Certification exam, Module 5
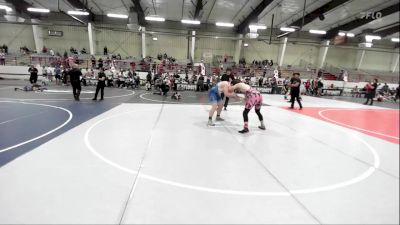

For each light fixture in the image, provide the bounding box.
[107,13,128,19]
[27,7,50,13]
[244,43,249,47]
[346,33,355,37]
[338,32,346,36]
[216,22,234,27]
[181,19,200,25]
[280,27,295,32]
[249,24,267,30]
[365,35,381,42]
[391,37,400,42]
[67,10,89,15]
[145,16,165,22]
[153,37,158,41]
[309,29,326,34]
[0,5,12,12]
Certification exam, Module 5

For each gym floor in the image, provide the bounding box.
[0,80,399,224]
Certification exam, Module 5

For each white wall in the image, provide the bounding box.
[147,35,187,60]
[96,28,141,57]
[283,44,319,66]
[42,25,89,54]
[325,47,358,69]
[242,40,279,62]
[195,37,235,61]
[362,50,394,71]
[0,23,35,53]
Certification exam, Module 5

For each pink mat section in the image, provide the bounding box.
[285,107,400,144]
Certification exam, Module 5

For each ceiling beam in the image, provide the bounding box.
[66,0,95,21]
[193,0,203,19]
[4,0,40,19]
[324,2,400,40]
[373,24,400,37]
[289,0,350,28]
[237,0,274,34]
[131,0,147,26]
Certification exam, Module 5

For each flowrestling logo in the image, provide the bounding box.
[360,11,382,19]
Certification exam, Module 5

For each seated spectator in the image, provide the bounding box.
[145,81,151,91]
[81,48,87,54]
[171,92,181,100]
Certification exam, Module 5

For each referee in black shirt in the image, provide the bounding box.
[69,64,82,101]
[220,68,235,110]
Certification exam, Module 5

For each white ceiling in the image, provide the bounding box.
[1,0,399,38]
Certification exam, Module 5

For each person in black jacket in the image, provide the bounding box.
[289,73,303,109]
[93,68,106,101]
[69,64,82,101]
[220,68,235,110]
[28,65,38,84]
[364,79,378,105]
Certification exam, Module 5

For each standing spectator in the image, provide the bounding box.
[317,78,324,97]
[49,49,54,56]
[28,65,38,84]
[381,83,389,94]
[69,64,82,101]
[395,85,399,102]
[2,44,8,54]
[98,58,103,68]
[54,65,61,85]
[93,68,106,101]
[271,76,277,94]
[146,71,152,84]
[364,79,378,105]
[258,76,264,87]
[134,74,140,89]
[305,80,311,95]
[220,68,235,110]
[0,50,5,65]
[104,46,108,55]
[91,55,96,68]
[289,73,303,109]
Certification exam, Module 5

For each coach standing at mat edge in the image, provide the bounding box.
[220,68,235,110]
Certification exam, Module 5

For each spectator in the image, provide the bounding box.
[2,44,8,54]
[289,73,303,109]
[104,46,108,55]
[93,67,106,101]
[81,48,87,54]
[305,80,311,95]
[0,50,5,65]
[42,46,48,53]
[220,68,235,110]
[49,49,54,56]
[54,65,61,85]
[146,71,152,84]
[317,78,324,97]
[91,55,96,68]
[352,86,361,98]
[98,58,103,68]
[145,81,151,91]
[364,79,378,105]
[69,65,82,101]
[197,75,204,92]
[28,65,38,84]
[134,74,140,88]
[395,85,400,102]
[381,83,389,94]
